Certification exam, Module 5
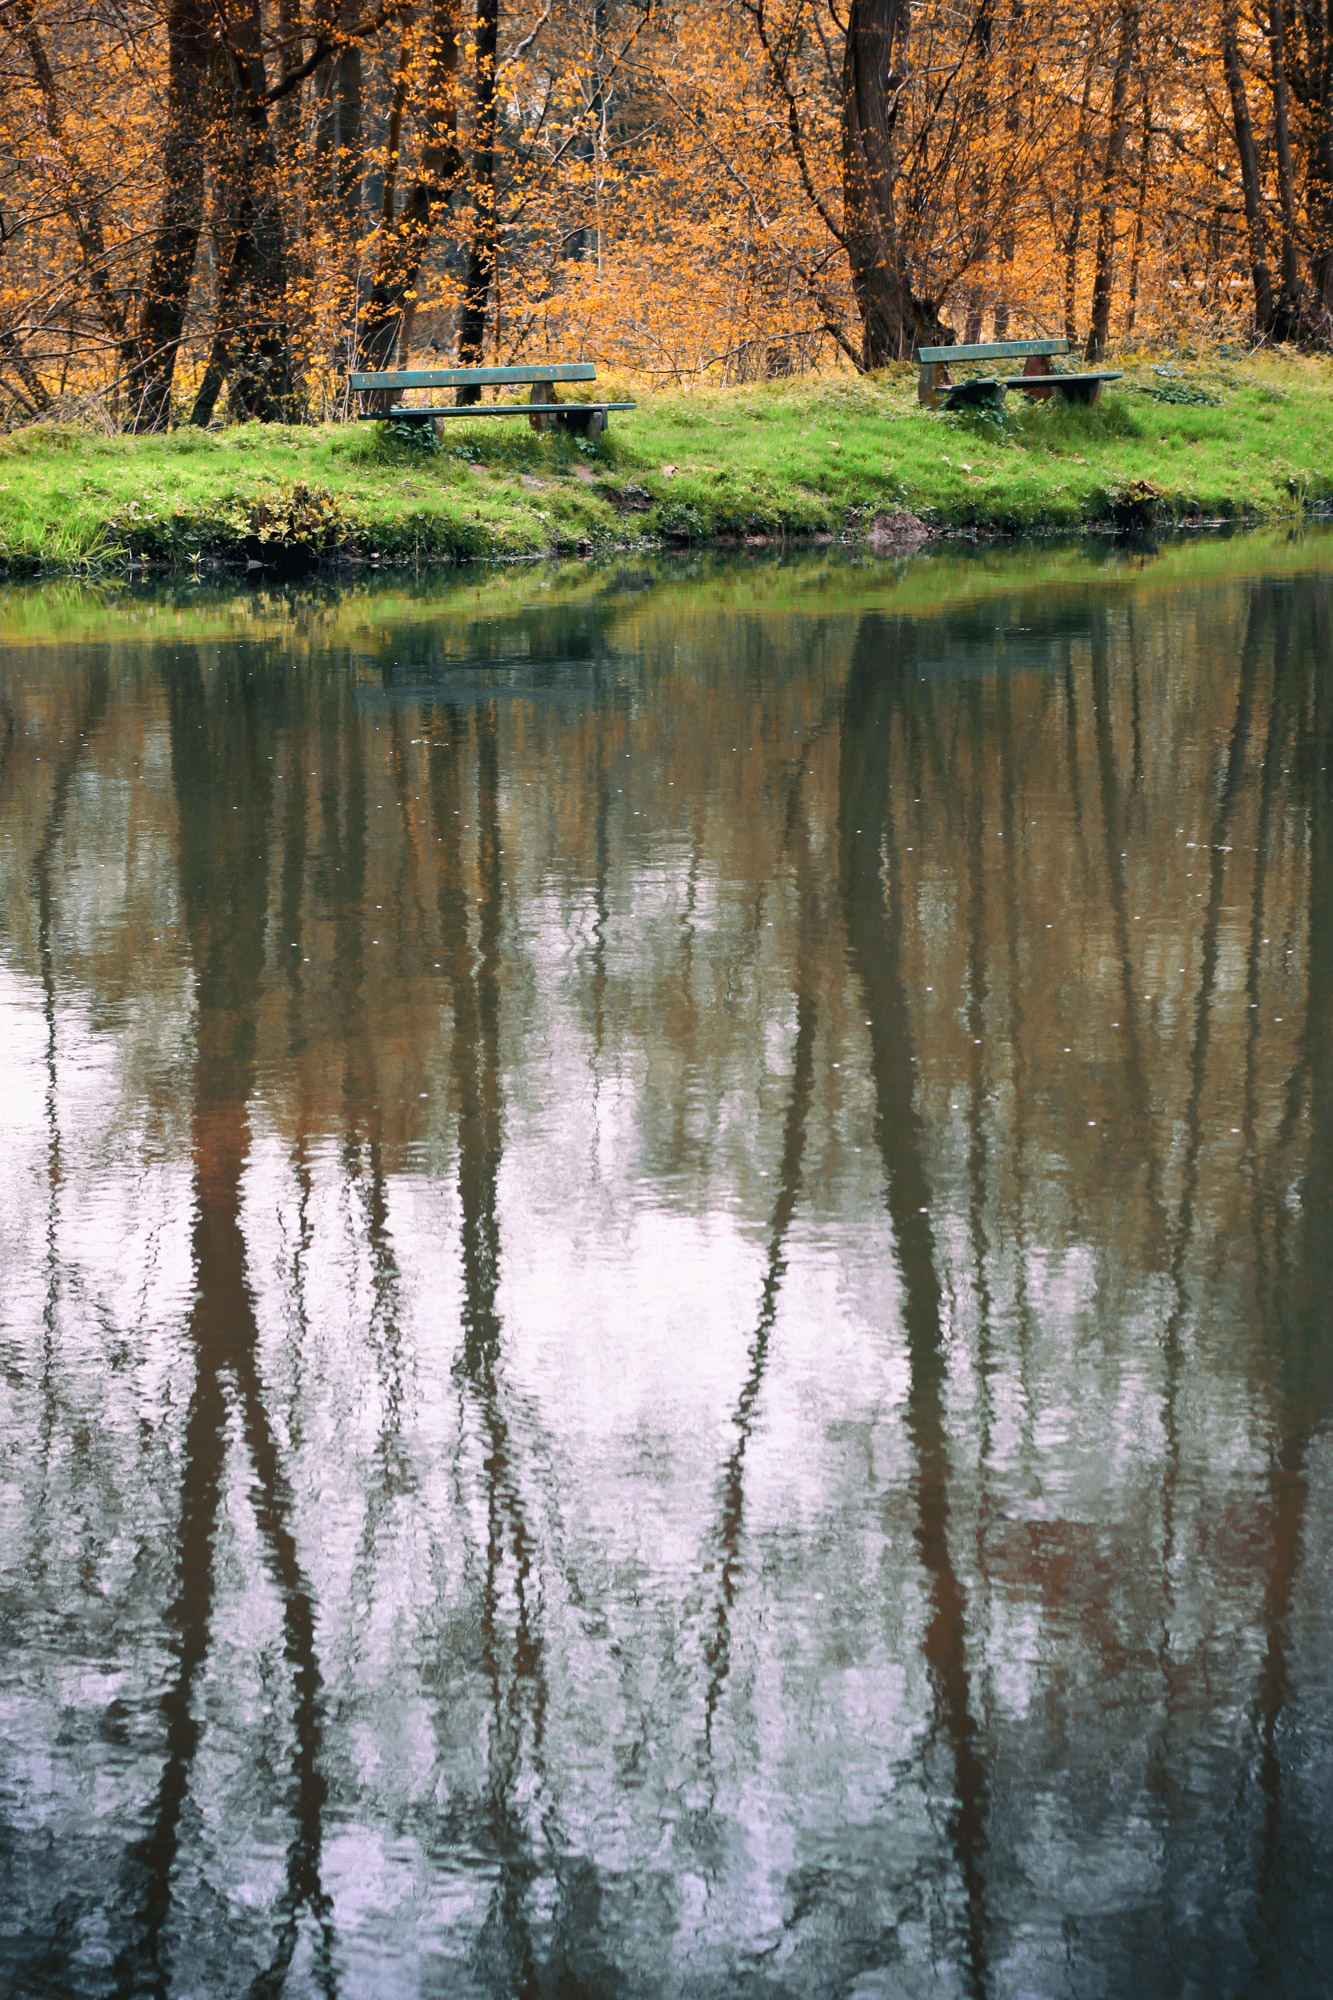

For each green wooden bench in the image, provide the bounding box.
[349,362,635,439]
[916,339,1121,412]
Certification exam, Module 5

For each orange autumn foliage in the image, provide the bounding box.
[0,0,1329,427]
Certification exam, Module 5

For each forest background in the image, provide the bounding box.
[1,0,1331,434]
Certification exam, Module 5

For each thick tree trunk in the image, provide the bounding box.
[128,0,212,430]
[841,0,949,362]
[1085,0,1139,361]
[190,0,297,425]
[355,0,463,377]
[455,0,500,395]
[1222,0,1276,335]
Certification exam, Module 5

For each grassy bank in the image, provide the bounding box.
[1,349,1330,574]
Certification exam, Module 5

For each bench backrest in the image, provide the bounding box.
[348,363,597,390]
[915,339,1069,364]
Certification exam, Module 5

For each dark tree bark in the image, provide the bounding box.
[1062,52,1097,345]
[1266,0,1302,334]
[1085,0,1139,361]
[355,0,463,376]
[455,0,500,395]
[1303,89,1333,327]
[840,0,949,362]
[841,0,949,363]
[962,0,996,337]
[1222,0,1276,335]
[992,0,1026,337]
[570,0,607,262]
[1123,72,1152,335]
[190,0,297,425]
[336,8,364,249]
[128,0,212,430]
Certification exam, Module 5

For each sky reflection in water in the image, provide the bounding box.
[1,540,1332,1998]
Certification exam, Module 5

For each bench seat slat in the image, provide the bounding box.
[1000,370,1122,386]
[349,364,597,389]
[917,339,1069,363]
[357,401,637,420]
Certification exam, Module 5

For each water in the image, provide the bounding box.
[2,536,1332,1998]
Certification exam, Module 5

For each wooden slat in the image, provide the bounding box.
[917,339,1069,362]
[999,371,1122,385]
[348,363,597,389]
[356,402,637,420]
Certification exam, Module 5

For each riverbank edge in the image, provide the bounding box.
[2,354,1330,577]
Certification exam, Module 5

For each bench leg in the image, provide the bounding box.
[557,408,605,440]
[1056,379,1102,407]
[918,361,952,410]
[529,381,557,432]
[1020,355,1055,401]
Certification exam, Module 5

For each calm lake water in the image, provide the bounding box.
[2,536,1333,1998]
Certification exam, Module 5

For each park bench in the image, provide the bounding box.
[349,362,635,438]
[917,338,1121,412]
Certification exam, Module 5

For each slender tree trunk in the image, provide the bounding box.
[455,0,500,393]
[992,0,1026,337]
[1123,74,1152,335]
[1306,88,1333,327]
[356,0,463,376]
[1222,0,1276,334]
[128,0,212,430]
[1085,0,1139,361]
[1267,0,1302,333]
[841,0,949,363]
[336,6,364,260]
[1062,52,1098,344]
[570,0,607,262]
[964,0,996,330]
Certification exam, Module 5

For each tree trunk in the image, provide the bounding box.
[1062,53,1097,345]
[1123,75,1152,335]
[1279,0,1333,332]
[189,0,297,425]
[128,0,212,430]
[1085,0,1139,361]
[355,0,463,376]
[455,0,500,395]
[1221,0,1275,335]
[1267,0,1302,335]
[336,13,364,254]
[841,0,949,362]
[992,0,1026,338]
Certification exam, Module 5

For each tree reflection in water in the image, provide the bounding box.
[1,547,1332,1997]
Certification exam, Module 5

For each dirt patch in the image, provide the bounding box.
[867,510,930,552]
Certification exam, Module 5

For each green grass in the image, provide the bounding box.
[1,348,1330,574]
